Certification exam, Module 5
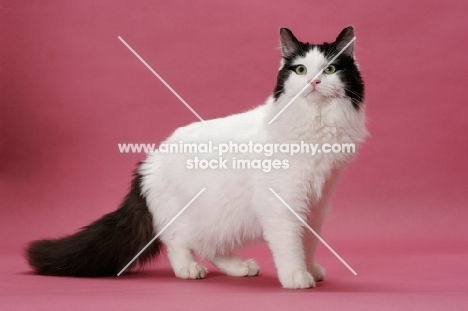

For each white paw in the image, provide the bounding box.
[245,259,260,276]
[308,263,326,281]
[280,270,315,289]
[224,259,260,277]
[175,262,208,279]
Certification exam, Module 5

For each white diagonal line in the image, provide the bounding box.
[268,188,357,275]
[118,36,207,124]
[268,37,356,124]
[117,188,206,276]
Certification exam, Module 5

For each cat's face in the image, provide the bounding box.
[273,27,364,109]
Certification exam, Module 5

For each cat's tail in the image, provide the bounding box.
[25,170,161,277]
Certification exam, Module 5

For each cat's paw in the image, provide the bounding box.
[308,263,326,282]
[223,259,260,277]
[175,262,208,279]
[280,270,315,289]
[244,259,260,276]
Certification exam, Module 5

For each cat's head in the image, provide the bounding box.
[273,27,364,109]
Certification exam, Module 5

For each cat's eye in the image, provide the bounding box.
[324,65,336,74]
[294,65,307,75]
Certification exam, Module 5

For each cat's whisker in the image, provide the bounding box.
[343,86,363,97]
[344,88,364,101]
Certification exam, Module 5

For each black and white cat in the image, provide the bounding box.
[27,27,367,289]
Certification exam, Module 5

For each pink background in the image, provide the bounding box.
[1,0,467,310]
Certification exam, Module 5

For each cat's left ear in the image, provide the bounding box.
[280,28,301,59]
[335,26,355,57]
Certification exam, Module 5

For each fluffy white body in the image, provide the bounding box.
[139,29,367,289]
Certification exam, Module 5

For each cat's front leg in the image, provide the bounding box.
[304,208,326,282]
[304,168,343,281]
[262,211,315,289]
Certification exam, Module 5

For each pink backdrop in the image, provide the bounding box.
[1,0,467,310]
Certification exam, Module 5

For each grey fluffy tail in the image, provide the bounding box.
[26,171,161,277]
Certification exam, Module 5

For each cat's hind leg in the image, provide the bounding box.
[210,255,259,277]
[166,243,208,279]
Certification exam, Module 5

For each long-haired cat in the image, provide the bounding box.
[27,27,366,289]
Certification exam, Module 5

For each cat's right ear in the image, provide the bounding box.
[280,28,300,59]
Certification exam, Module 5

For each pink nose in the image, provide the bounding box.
[311,79,321,87]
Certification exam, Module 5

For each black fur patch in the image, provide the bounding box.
[273,32,364,109]
[26,167,161,277]
[319,42,364,109]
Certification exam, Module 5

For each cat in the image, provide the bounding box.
[26,26,367,289]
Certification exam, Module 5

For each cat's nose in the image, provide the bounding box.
[311,79,321,87]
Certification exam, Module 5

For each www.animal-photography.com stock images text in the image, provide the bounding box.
[2,1,467,310]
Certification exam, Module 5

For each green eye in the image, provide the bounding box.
[294,65,307,75]
[324,64,336,74]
